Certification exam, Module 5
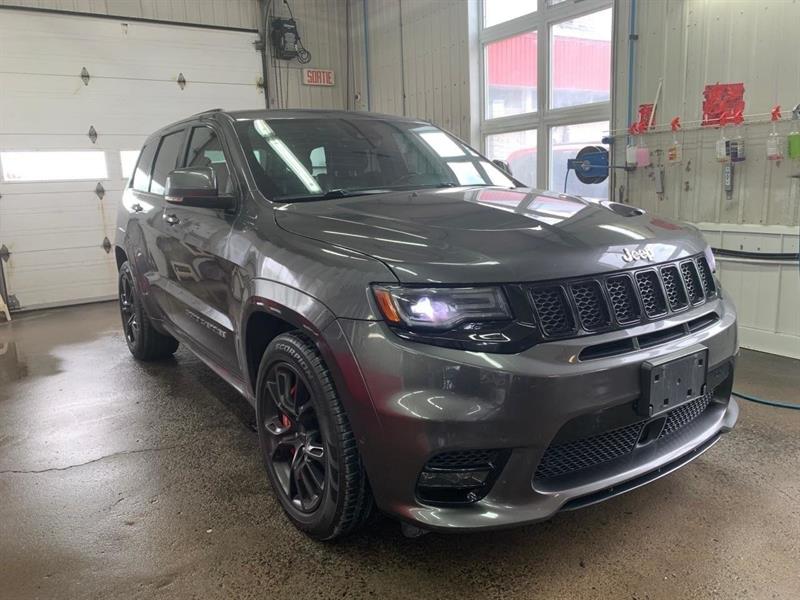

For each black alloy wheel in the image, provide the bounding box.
[262,362,327,513]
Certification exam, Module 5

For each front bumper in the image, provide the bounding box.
[331,295,738,532]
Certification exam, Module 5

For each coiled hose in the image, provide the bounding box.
[733,391,800,410]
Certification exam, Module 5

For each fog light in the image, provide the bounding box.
[418,469,490,489]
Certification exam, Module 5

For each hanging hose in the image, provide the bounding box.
[732,391,800,410]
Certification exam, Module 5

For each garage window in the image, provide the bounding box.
[480,1,612,195]
[0,150,107,182]
[149,131,185,195]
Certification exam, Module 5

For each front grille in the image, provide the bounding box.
[570,281,611,331]
[661,392,713,437]
[425,449,500,470]
[661,265,689,311]
[535,389,716,481]
[526,254,716,340]
[635,270,668,317]
[529,286,574,336]
[681,261,704,304]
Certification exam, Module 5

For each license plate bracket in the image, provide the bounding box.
[638,347,708,418]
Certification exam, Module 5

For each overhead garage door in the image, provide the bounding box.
[0,9,263,311]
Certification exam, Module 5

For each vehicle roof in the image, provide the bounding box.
[222,108,429,123]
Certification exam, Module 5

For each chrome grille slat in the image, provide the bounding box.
[526,253,716,340]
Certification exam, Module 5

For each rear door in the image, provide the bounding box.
[156,122,242,375]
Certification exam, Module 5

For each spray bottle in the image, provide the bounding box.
[766,105,784,161]
[788,104,800,160]
[715,112,730,163]
[729,109,746,163]
[667,117,682,165]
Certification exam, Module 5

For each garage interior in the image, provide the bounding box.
[0,1,798,598]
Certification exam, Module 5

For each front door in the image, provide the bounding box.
[156,124,242,377]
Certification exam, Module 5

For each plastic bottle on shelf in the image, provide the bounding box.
[667,117,682,165]
[766,105,784,161]
[635,123,651,167]
[788,104,800,160]
[626,124,639,168]
[715,112,730,163]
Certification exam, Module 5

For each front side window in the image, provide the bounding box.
[149,131,184,195]
[234,118,516,202]
[185,126,233,195]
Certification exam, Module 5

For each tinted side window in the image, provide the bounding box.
[149,131,184,195]
[131,142,156,192]
[185,126,233,195]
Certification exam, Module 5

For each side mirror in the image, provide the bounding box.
[491,159,511,174]
[165,167,235,209]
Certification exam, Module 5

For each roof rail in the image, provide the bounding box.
[189,108,224,117]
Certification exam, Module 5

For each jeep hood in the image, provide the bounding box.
[274,187,707,284]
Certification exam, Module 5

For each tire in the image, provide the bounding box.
[255,331,373,540]
[118,261,179,361]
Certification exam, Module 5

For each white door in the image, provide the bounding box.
[0,9,263,310]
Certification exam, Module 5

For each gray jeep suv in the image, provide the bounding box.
[115,109,738,540]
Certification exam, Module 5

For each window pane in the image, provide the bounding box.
[485,31,537,119]
[551,8,612,109]
[149,131,185,195]
[120,150,139,179]
[186,127,233,195]
[484,0,535,27]
[486,129,537,187]
[1,151,107,182]
[132,143,156,192]
[550,121,609,199]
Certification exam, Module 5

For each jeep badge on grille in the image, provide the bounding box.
[621,247,655,263]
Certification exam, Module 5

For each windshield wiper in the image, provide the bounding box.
[279,188,389,202]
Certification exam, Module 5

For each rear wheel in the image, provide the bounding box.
[255,332,373,540]
[118,261,178,361]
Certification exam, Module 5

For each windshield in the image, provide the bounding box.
[233,117,517,201]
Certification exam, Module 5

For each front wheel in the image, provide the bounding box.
[255,332,373,540]
[118,261,178,361]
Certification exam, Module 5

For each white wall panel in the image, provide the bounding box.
[612,0,800,228]
[0,0,260,29]
[613,0,800,358]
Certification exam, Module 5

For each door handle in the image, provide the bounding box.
[131,202,143,213]
[163,213,180,226]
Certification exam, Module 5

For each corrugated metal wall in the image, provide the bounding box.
[612,0,800,227]
[0,0,260,29]
[613,0,800,358]
[353,0,473,141]
[264,0,349,110]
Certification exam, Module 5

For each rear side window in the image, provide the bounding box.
[149,131,185,195]
[131,143,156,192]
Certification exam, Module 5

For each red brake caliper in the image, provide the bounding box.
[283,385,296,453]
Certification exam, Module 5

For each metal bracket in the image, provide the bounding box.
[177,73,186,90]
[81,67,90,86]
[102,237,112,254]
[95,182,105,200]
[88,125,98,144]
[0,244,9,262]
[7,294,20,311]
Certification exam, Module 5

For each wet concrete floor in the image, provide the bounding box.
[1,301,798,599]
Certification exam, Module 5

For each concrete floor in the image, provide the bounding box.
[1,301,798,600]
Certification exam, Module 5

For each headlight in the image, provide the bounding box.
[372,285,512,330]
[704,245,717,272]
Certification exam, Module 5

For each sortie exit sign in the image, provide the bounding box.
[302,68,335,86]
